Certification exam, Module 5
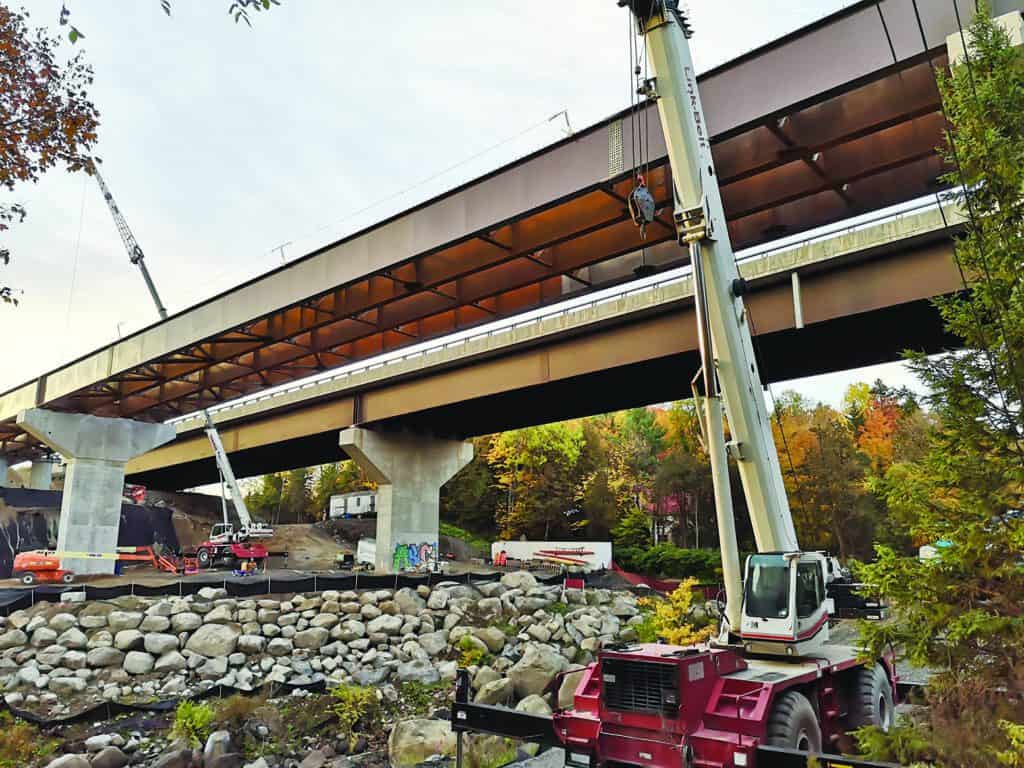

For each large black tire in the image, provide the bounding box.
[196,547,213,569]
[61,572,74,584]
[767,690,822,753]
[848,663,894,732]
[18,572,35,586]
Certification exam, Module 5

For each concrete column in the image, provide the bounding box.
[340,428,473,573]
[28,457,55,490]
[0,456,8,488]
[16,409,175,575]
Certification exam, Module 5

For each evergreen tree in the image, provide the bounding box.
[857,8,1024,764]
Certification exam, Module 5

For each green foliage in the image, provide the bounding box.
[390,680,448,717]
[330,684,380,744]
[489,423,585,539]
[0,711,58,768]
[172,699,216,747]
[854,724,935,765]
[611,507,653,549]
[439,522,490,555]
[457,635,490,668]
[637,579,714,646]
[854,7,1024,765]
[633,610,658,643]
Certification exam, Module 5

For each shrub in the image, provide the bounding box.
[641,578,715,646]
[457,634,491,668]
[439,522,490,555]
[330,684,380,737]
[0,711,58,768]
[213,693,267,731]
[171,699,216,747]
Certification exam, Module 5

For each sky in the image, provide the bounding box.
[1,0,926,413]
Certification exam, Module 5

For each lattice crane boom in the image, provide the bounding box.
[91,164,169,321]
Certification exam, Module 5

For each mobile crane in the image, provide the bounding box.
[94,163,273,569]
[453,3,895,766]
[194,409,275,569]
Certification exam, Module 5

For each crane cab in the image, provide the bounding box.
[740,552,830,656]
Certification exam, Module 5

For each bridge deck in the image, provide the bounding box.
[0,0,979,460]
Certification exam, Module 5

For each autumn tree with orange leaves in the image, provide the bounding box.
[0,4,99,306]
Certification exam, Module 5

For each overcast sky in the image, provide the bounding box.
[1,0,924,409]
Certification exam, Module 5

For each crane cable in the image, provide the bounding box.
[62,174,88,354]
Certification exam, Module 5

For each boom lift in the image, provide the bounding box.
[453,3,895,765]
[194,410,275,569]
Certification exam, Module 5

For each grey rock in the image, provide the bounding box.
[49,613,78,632]
[509,645,568,698]
[204,730,234,766]
[86,647,125,668]
[89,747,128,768]
[396,658,439,685]
[367,614,403,635]
[171,612,202,633]
[417,630,448,656]
[123,651,155,675]
[50,676,87,694]
[154,650,187,672]
[294,628,329,650]
[43,756,91,768]
[56,628,87,650]
[140,615,171,633]
[500,571,538,590]
[114,630,144,651]
[144,633,179,656]
[0,629,26,650]
[185,623,240,657]
[394,588,426,615]
[106,612,143,633]
[474,677,514,705]
[388,719,456,768]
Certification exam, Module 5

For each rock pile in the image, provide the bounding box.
[9,572,643,768]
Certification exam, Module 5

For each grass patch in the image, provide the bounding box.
[0,712,58,768]
[439,522,490,554]
[544,601,572,616]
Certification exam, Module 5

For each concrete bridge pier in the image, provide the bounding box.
[16,408,175,575]
[339,427,473,573]
[29,457,56,490]
[0,456,7,488]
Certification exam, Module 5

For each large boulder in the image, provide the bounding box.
[394,588,426,615]
[473,627,507,653]
[87,647,125,668]
[107,612,143,633]
[367,614,404,636]
[294,628,329,650]
[396,658,440,685]
[44,756,91,768]
[509,645,568,698]
[516,695,553,757]
[500,571,538,591]
[124,651,155,675]
[144,633,179,656]
[0,629,26,650]
[388,719,457,768]
[558,668,587,709]
[171,613,203,633]
[417,630,448,657]
[185,624,240,657]
[474,677,514,705]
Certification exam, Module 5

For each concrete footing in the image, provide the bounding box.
[340,428,472,573]
[16,409,175,575]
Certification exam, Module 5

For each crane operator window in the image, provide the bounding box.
[744,554,790,619]
[796,561,825,618]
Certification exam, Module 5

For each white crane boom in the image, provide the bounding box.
[203,410,273,542]
[622,0,829,653]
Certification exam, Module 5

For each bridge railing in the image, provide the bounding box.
[168,196,955,427]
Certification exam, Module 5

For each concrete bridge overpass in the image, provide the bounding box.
[0,0,987,464]
[125,203,965,490]
[3,0,1008,572]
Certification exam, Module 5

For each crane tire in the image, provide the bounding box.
[848,663,894,732]
[19,572,36,586]
[197,548,213,568]
[767,690,822,753]
[61,573,75,584]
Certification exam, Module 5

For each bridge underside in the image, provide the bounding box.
[128,294,954,491]
[0,0,978,462]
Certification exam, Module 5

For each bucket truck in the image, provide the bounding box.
[194,410,275,569]
[452,3,895,766]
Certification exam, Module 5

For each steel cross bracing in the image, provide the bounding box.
[0,13,953,460]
